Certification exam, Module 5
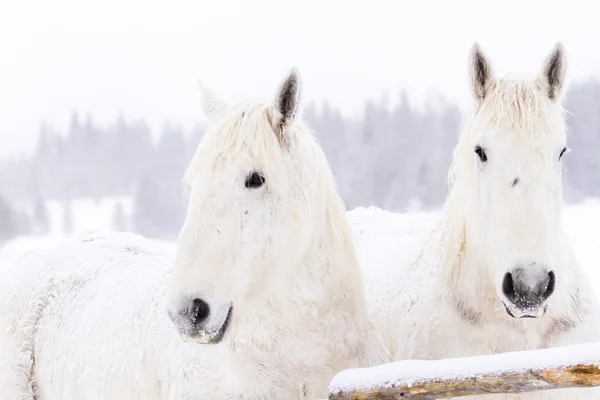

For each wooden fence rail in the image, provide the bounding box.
[328,343,600,399]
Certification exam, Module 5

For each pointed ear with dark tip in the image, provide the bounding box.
[272,68,302,133]
[469,43,494,102]
[538,42,567,102]
[198,81,226,119]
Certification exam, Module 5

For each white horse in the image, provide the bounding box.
[0,69,389,400]
[351,43,600,399]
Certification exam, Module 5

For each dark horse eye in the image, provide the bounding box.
[245,172,265,189]
[474,145,487,162]
[559,147,567,160]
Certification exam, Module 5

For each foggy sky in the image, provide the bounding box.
[1,0,599,159]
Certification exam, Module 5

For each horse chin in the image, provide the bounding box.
[183,306,233,344]
[503,302,548,319]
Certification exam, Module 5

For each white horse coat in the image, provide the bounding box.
[352,44,600,399]
[0,70,389,400]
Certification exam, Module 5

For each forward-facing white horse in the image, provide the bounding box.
[351,43,600,399]
[0,69,389,399]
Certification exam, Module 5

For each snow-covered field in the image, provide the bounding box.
[562,198,600,302]
[1,196,136,266]
[44,196,134,236]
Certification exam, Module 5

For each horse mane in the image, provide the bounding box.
[439,74,568,284]
[183,101,285,190]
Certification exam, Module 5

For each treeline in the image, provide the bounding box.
[0,80,599,241]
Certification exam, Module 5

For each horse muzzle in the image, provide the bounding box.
[501,265,555,319]
[169,299,233,344]
[503,301,548,319]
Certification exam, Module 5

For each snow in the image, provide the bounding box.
[1,196,135,266]
[45,197,134,236]
[0,236,66,266]
[12,196,133,237]
[562,198,600,303]
[0,195,169,268]
[329,342,600,393]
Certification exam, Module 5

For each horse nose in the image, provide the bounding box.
[168,296,213,337]
[502,268,555,314]
[543,271,556,299]
[190,298,211,326]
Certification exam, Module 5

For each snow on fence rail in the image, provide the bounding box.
[327,342,600,399]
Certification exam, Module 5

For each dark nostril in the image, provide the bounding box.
[191,298,210,325]
[543,271,556,300]
[502,272,515,300]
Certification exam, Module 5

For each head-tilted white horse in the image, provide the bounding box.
[351,43,600,399]
[165,68,389,392]
[0,69,388,400]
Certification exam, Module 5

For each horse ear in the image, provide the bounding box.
[538,42,567,102]
[469,42,494,102]
[272,68,302,133]
[198,81,226,119]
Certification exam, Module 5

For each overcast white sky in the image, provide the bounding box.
[1,0,599,159]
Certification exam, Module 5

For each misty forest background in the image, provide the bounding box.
[1,79,599,244]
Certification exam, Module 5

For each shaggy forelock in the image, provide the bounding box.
[448,75,566,188]
[478,77,565,133]
[183,101,286,189]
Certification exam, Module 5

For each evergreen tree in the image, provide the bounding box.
[0,196,25,243]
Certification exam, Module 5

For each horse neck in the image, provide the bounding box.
[231,196,382,369]
[277,201,369,321]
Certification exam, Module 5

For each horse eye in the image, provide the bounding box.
[474,146,488,162]
[245,172,265,189]
[559,147,568,160]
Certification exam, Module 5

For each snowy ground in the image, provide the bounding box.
[44,196,134,235]
[1,196,138,266]
[562,198,600,302]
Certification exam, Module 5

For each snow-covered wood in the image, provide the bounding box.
[329,342,600,399]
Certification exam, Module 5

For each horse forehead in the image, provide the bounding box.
[475,80,564,139]
[201,114,279,163]
[476,116,564,149]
